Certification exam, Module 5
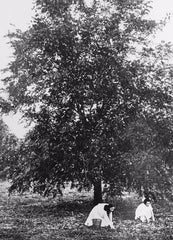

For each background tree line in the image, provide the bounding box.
[0,0,173,204]
[0,119,18,179]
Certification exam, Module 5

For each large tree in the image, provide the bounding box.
[1,0,173,203]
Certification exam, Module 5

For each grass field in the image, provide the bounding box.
[0,181,173,239]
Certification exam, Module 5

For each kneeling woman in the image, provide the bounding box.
[85,203,115,229]
[135,198,155,223]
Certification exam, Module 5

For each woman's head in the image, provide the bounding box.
[109,204,115,212]
[104,204,115,214]
[143,198,151,206]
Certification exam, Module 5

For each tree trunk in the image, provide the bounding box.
[93,178,102,205]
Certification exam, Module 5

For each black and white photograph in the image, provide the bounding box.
[0,0,173,239]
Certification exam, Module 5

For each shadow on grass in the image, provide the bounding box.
[0,182,173,240]
[12,198,93,219]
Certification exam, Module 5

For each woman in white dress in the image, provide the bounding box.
[135,198,155,223]
[85,203,115,229]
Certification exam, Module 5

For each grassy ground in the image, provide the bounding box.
[0,181,172,239]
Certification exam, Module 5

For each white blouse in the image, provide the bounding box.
[85,203,114,228]
[135,203,155,221]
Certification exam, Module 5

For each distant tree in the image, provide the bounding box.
[121,116,173,200]
[1,0,173,203]
[0,118,18,179]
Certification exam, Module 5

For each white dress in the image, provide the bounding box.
[135,203,155,222]
[85,203,114,228]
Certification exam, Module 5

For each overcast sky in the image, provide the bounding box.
[0,0,34,138]
[0,0,173,138]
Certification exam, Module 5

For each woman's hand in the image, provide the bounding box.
[110,225,115,229]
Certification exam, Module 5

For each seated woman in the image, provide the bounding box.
[135,198,155,223]
[85,203,115,229]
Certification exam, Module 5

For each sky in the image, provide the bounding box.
[0,0,173,138]
[0,0,34,138]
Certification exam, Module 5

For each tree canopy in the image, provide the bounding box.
[1,0,173,203]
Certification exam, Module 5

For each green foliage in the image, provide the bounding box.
[1,0,173,200]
